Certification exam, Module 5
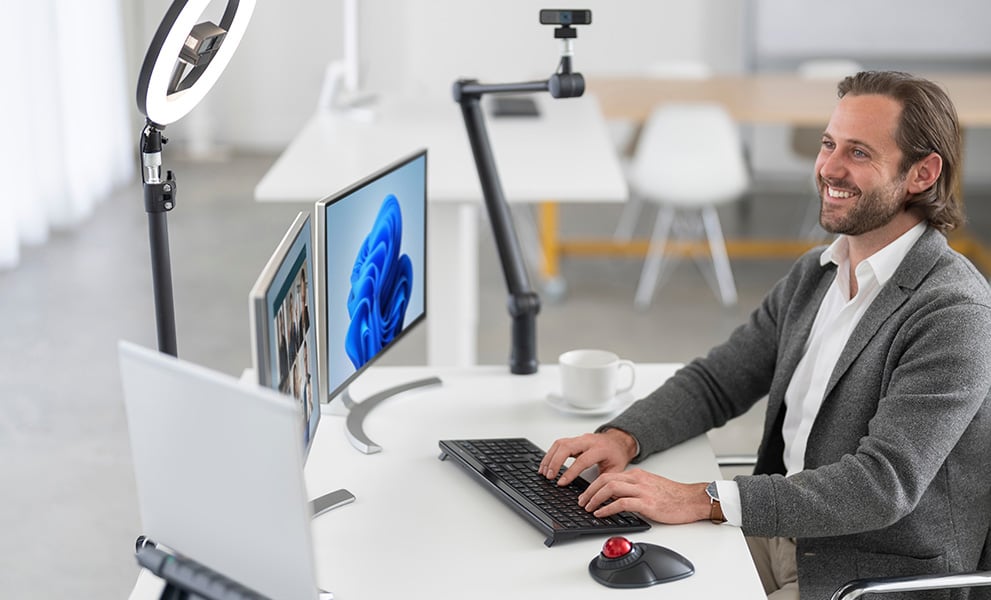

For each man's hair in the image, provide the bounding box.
[837,70,964,232]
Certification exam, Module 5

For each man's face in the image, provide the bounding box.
[814,94,910,236]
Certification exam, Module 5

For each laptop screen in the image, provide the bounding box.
[118,341,319,599]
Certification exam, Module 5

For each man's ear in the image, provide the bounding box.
[906,152,942,194]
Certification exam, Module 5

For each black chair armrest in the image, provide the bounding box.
[715,454,758,468]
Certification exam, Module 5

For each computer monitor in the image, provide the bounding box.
[316,150,438,449]
[248,211,320,453]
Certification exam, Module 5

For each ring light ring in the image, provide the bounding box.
[137,0,255,126]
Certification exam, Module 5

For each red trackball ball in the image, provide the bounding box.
[602,536,633,559]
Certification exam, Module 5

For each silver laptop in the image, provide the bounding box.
[119,340,320,599]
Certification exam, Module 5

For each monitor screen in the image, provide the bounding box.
[317,149,427,409]
[248,212,320,453]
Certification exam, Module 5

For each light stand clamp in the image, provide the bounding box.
[452,9,590,375]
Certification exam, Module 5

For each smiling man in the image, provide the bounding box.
[541,71,991,600]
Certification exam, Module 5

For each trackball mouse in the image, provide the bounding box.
[588,536,694,588]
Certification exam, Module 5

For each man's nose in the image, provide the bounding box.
[817,150,845,182]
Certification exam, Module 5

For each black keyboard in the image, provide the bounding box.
[438,438,651,546]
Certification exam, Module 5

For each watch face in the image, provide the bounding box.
[706,481,719,501]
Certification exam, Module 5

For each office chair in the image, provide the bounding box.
[714,454,991,600]
[831,570,991,600]
[607,60,713,158]
[611,60,713,232]
[626,102,749,308]
[834,527,991,599]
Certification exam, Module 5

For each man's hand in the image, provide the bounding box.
[578,470,711,524]
[539,429,639,486]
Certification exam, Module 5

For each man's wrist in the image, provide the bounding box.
[600,427,639,462]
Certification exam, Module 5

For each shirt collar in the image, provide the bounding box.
[819,221,928,287]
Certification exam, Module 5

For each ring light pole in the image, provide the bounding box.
[453,9,591,375]
[135,0,255,357]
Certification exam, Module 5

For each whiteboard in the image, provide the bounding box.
[753,0,991,60]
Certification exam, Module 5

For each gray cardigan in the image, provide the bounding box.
[605,227,991,599]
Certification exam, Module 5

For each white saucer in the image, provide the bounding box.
[545,391,635,417]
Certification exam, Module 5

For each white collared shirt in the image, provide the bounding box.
[715,221,927,526]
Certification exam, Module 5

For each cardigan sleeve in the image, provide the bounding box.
[738,275,991,539]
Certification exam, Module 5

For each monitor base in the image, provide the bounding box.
[339,377,443,454]
[310,488,356,518]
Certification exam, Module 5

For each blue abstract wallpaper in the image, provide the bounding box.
[345,195,413,368]
[323,154,426,392]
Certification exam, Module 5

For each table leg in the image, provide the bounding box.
[427,203,478,367]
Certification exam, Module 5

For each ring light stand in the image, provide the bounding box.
[453,10,590,374]
[135,0,255,357]
[134,2,258,599]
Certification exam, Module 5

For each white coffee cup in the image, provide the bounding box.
[558,349,636,409]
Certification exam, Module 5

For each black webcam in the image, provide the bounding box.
[539,9,592,26]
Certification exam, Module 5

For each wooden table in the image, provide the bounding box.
[586,73,991,126]
[536,73,991,277]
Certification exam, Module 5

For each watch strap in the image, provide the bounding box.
[706,481,726,524]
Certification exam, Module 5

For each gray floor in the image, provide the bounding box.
[1,152,986,597]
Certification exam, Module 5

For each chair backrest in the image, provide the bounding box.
[607,60,713,157]
[629,102,749,206]
[797,58,863,79]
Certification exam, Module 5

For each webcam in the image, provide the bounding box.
[539,9,592,26]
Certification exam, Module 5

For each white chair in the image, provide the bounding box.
[628,103,750,309]
[612,61,714,239]
[606,60,713,160]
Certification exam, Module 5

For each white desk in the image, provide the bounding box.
[255,95,628,367]
[130,363,764,599]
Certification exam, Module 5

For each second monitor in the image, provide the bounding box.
[316,150,436,438]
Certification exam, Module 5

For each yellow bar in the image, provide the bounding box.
[538,202,560,278]
[536,232,989,275]
[556,238,822,259]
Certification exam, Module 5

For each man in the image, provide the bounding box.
[540,71,991,599]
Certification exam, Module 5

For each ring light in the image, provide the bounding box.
[136,0,255,125]
[135,0,254,358]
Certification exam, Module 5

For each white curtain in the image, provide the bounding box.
[0,0,134,270]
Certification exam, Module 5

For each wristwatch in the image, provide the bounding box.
[705,481,726,524]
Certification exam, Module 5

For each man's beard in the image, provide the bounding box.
[818,175,908,236]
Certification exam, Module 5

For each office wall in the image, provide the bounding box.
[130,1,742,151]
[752,0,991,67]
[359,0,740,99]
[127,2,989,185]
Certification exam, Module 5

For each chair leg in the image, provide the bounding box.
[701,206,737,306]
[634,206,675,309]
[614,195,644,241]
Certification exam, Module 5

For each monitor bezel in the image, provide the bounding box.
[248,210,320,454]
[315,148,428,409]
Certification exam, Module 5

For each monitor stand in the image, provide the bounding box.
[336,376,443,454]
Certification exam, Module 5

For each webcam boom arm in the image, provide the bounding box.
[451,10,588,375]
